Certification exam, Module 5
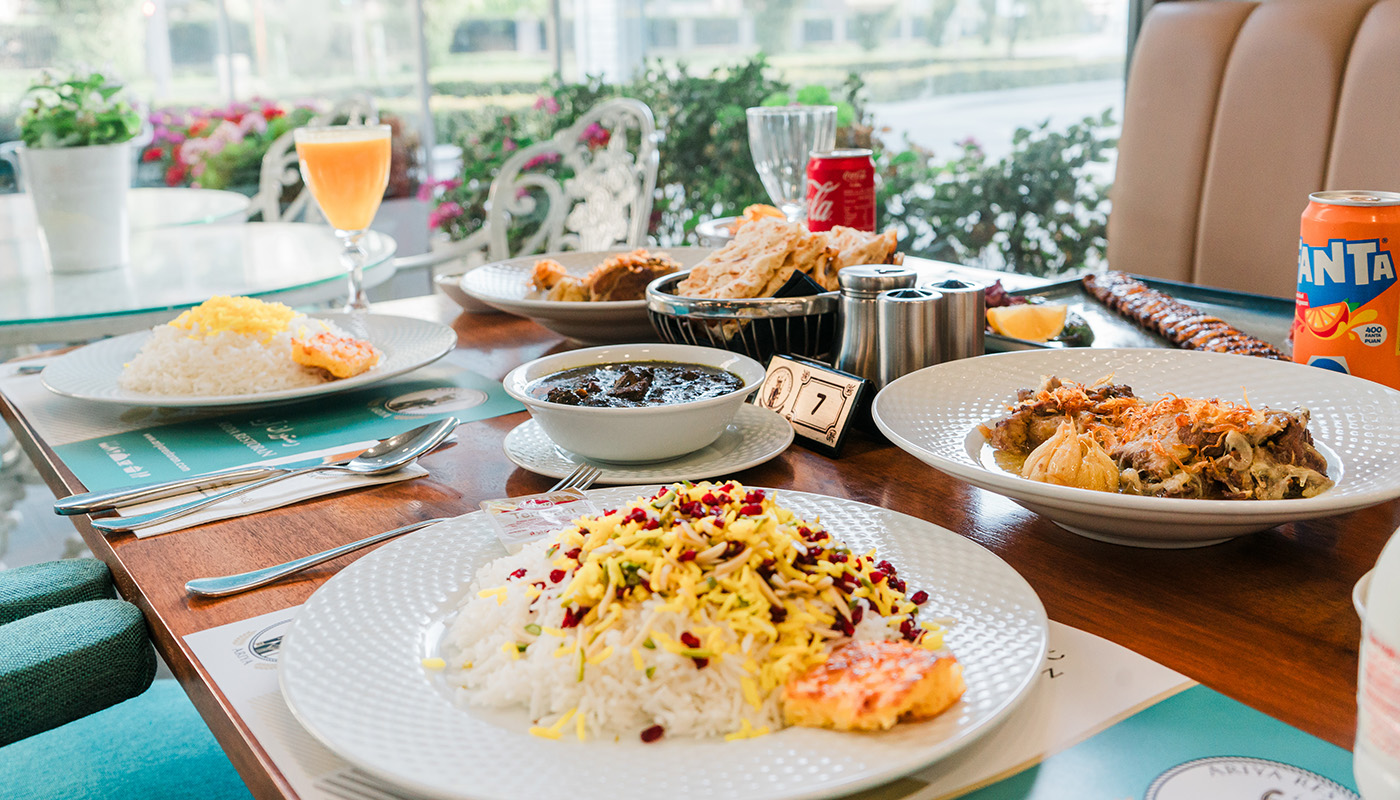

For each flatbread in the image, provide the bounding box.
[677,218,806,299]
[676,218,902,299]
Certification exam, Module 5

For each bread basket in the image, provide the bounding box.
[645,271,839,362]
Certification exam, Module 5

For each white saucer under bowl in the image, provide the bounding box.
[503,403,793,484]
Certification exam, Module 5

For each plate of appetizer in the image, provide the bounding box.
[41,296,457,407]
[279,483,1048,800]
[873,348,1400,547]
[457,248,714,343]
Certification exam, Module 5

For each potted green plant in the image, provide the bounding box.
[16,69,142,273]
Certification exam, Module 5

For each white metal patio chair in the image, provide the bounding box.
[415,97,661,288]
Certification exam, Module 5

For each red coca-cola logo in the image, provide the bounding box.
[808,178,839,222]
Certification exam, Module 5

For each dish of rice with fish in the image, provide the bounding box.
[118,296,380,396]
[438,481,964,743]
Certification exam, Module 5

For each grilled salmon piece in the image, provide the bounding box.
[291,331,380,379]
[782,640,965,731]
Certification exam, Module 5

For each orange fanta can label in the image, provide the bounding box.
[1293,190,1400,388]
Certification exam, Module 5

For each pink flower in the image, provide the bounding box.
[429,201,465,230]
[533,95,560,115]
[502,138,518,153]
[580,122,610,148]
[523,152,560,171]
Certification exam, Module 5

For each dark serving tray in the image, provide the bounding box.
[984,274,1296,355]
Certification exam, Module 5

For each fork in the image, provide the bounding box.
[184,465,604,597]
[549,463,602,493]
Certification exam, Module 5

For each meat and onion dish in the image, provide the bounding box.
[529,361,743,408]
[980,376,1333,499]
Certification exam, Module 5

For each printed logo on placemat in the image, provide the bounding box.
[1145,757,1357,800]
[229,619,293,670]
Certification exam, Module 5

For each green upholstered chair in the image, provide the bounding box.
[0,559,251,800]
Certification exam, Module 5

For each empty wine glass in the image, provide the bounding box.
[745,106,838,223]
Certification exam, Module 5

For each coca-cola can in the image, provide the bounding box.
[806,148,875,232]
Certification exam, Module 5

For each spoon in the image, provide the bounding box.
[91,417,457,534]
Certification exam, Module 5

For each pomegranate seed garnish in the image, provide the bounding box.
[549,569,566,583]
[899,619,916,638]
[798,526,812,538]
[565,548,581,560]
[644,519,661,530]
[720,482,735,492]
[869,570,886,584]
[692,657,710,669]
[889,577,907,593]
[877,560,895,574]
[739,503,763,516]
[701,492,719,506]
[837,617,855,636]
[831,553,848,563]
[743,490,765,504]
[640,725,665,743]
[604,509,616,516]
[561,606,589,628]
[851,603,864,624]
[509,568,527,580]
[710,515,726,529]
[680,631,701,648]
[679,549,697,562]
[910,590,929,605]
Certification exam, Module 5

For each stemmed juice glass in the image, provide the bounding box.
[745,106,838,223]
[294,124,392,312]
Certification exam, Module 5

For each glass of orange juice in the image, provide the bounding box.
[294,124,392,312]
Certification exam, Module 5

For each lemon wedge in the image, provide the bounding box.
[987,304,1069,342]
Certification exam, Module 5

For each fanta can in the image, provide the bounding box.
[1293,190,1400,389]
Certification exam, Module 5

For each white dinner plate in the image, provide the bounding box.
[279,487,1049,800]
[41,313,457,407]
[502,402,794,483]
[873,347,1400,548]
[457,247,713,343]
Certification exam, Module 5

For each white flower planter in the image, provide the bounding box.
[17,142,132,273]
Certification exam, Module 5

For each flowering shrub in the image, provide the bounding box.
[18,69,141,148]
[141,99,314,190]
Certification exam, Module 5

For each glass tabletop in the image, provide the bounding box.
[0,223,395,342]
[0,188,250,242]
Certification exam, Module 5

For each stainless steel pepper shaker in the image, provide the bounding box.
[929,278,986,362]
[876,287,943,388]
[834,265,918,383]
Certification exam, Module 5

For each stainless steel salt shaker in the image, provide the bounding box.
[834,266,918,383]
[876,287,943,388]
[930,278,986,362]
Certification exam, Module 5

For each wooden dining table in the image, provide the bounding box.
[0,292,1384,799]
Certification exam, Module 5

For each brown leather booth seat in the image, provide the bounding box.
[1107,0,1400,298]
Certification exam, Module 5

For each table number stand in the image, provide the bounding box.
[751,354,868,457]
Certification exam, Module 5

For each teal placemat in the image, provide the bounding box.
[960,685,1357,799]
[53,353,523,491]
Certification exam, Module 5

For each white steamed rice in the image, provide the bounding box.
[119,315,348,396]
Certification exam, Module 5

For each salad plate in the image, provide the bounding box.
[41,313,457,408]
[873,348,1400,547]
[456,247,713,344]
[279,487,1048,800]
